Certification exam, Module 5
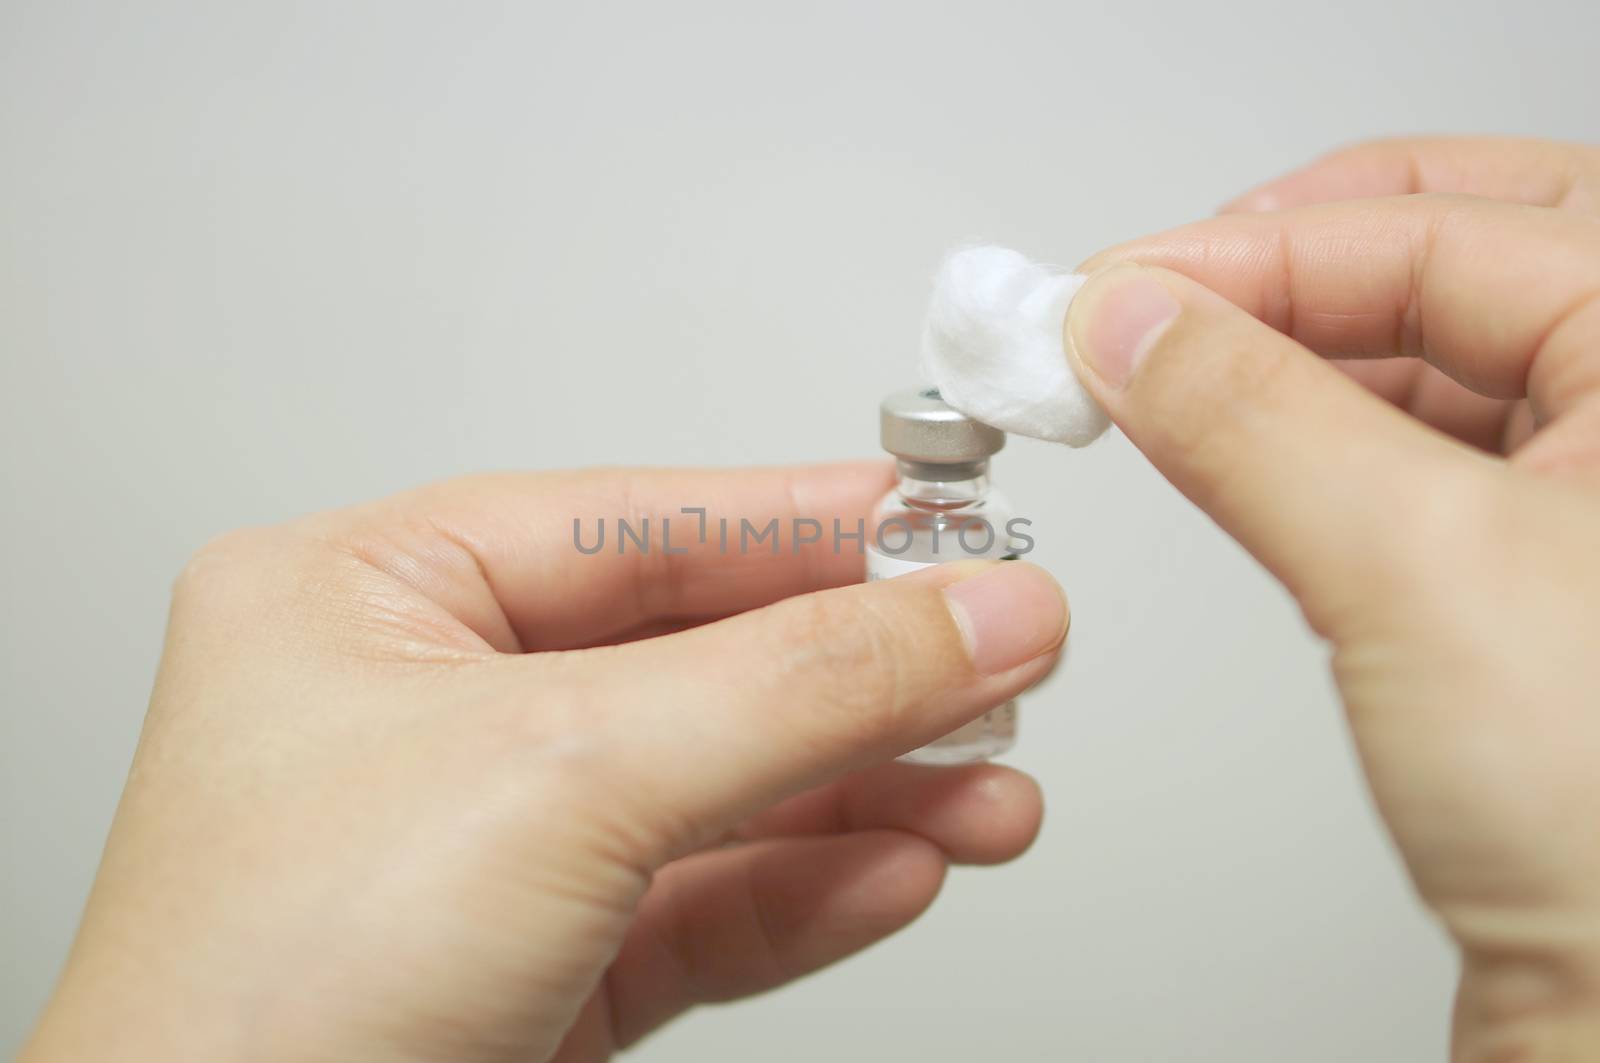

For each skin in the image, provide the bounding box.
[18,136,1600,1062]
[20,465,1067,1063]
[1068,136,1600,1060]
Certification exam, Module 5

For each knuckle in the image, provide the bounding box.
[1316,135,1426,174]
[171,525,345,640]
[1324,136,1392,163]
[171,527,278,607]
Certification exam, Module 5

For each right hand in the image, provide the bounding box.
[1067,137,1600,1060]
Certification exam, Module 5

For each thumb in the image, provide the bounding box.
[1063,263,1486,629]
[547,560,1066,861]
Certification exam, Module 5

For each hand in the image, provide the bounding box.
[20,464,1067,1063]
[1066,137,1600,1060]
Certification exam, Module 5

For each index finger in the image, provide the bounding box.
[1223,136,1600,214]
[309,462,893,652]
[1080,195,1600,421]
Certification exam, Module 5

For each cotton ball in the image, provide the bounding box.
[920,245,1109,446]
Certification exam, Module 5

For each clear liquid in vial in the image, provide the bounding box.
[867,475,1018,765]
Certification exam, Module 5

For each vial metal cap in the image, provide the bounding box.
[879,388,1006,464]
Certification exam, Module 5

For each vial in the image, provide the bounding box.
[869,388,1020,765]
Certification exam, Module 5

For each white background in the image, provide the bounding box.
[3,1,1594,1058]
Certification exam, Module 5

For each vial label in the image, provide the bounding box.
[866,540,1020,765]
[865,547,934,581]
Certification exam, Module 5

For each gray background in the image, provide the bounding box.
[1,1,1593,1059]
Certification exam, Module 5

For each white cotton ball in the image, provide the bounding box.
[919,245,1110,446]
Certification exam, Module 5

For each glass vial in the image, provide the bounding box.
[869,388,1019,765]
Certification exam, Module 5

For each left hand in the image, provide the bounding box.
[1070,136,1600,1057]
[20,462,1066,1063]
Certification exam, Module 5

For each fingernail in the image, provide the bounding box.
[1068,267,1181,390]
[942,563,1068,677]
